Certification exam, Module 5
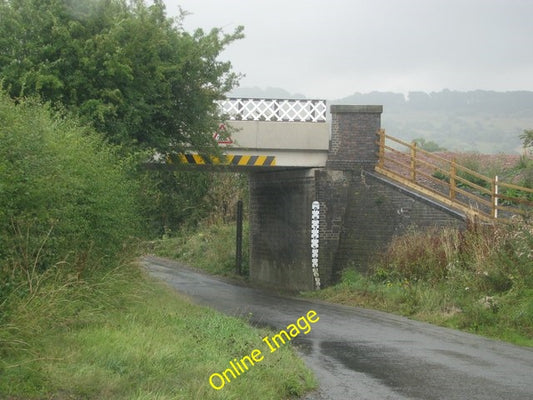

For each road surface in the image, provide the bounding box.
[142,256,533,400]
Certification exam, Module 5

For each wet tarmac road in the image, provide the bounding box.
[142,256,533,400]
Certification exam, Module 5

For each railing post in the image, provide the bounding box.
[492,176,498,219]
[450,157,456,201]
[378,129,385,168]
[410,141,417,182]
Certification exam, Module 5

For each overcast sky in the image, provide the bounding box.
[162,0,533,99]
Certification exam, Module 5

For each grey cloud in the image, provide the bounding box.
[166,0,533,98]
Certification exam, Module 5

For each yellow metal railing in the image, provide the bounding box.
[376,129,533,220]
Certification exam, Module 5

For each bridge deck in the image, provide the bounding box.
[221,120,329,168]
[177,98,331,169]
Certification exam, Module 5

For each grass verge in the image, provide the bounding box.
[151,220,249,278]
[305,268,532,347]
[0,261,315,399]
[155,219,532,348]
[304,220,533,347]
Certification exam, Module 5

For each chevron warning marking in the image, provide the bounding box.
[172,154,276,167]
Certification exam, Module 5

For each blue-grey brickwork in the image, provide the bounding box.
[313,168,349,287]
[327,105,383,171]
[248,168,317,291]
[247,104,466,290]
[329,170,464,276]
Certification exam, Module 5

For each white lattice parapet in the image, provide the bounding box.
[218,98,327,122]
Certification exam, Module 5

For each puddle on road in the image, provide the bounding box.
[319,341,503,400]
[292,337,314,355]
[246,318,315,356]
[431,349,494,367]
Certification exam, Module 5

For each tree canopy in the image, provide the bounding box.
[521,129,533,153]
[0,0,243,153]
[413,137,447,152]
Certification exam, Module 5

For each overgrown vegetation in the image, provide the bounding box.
[0,2,316,394]
[0,91,140,308]
[0,74,312,400]
[453,150,533,191]
[153,220,250,278]
[0,0,246,236]
[139,169,214,236]
[152,172,250,277]
[0,261,315,399]
[431,149,533,205]
[308,218,533,346]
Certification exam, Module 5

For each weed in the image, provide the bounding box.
[306,217,533,347]
[0,92,314,398]
[0,263,316,399]
[152,220,250,278]
[373,227,460,282]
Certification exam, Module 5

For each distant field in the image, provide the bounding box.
[383,111,533,153]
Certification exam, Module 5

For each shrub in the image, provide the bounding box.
[0,92,140,302]
[372,227,461,282]
[372,217,532,295]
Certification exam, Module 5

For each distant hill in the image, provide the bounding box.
[230,88,533,154]
[336,90,533,115]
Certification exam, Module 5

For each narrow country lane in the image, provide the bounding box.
[142,256,533,400]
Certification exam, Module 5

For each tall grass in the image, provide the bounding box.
[0,92,140,295]
[0,262,315,399]
[153,220,250,277]
[0,92,314,398]
[310,218,533,346]
[0,90,141,327]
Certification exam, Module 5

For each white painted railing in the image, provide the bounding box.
[218,98,327,122]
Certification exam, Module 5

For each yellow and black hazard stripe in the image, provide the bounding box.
[174,154,276,167]
[227,155,276,166]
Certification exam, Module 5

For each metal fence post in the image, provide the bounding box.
[235,200,243,275]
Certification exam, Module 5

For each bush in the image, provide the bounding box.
[372,219,532,292]
[372,227,461,282]
[308,217,532,344]
[0,92,140,302]
[153,219,250,277]
[137,168,213,236]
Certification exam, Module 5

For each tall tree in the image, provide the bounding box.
[0,0,243,154]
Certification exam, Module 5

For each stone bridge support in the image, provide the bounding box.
[248,105,465,291]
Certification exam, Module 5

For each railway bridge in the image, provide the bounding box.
[166,98,531,291]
